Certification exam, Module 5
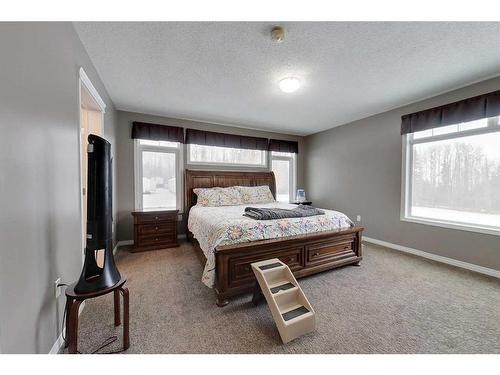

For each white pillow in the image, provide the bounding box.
[236,185,275,204]
[193,186,242,207]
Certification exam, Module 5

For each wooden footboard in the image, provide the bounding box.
[213,226,363,306]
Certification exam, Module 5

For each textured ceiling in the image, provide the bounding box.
[74,22,500,136]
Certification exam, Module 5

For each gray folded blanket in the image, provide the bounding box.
[243,205,325,220]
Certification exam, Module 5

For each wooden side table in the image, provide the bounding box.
[131,209,179,252]
[64,275,129,354]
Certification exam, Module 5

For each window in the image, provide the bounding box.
[187,144,267,167]
[402,116,500,234]
[271,151,296,203]
[134,139,182,211]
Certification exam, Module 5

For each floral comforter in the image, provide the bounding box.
[187,202,354,287]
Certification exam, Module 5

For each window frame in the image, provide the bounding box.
[186,143,268,169]
[134,139,183,212]
[271,151,297,203]
[401,116,500,236]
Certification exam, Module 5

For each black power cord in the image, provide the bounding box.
[58,283,127,354]
[58,283,69,348]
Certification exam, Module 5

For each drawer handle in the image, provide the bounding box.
[286,257,294,263]
[344,246,349,250]
[155,237,159,241]
[155,216,159,220]
[314,252,320,256]
[155,227,158,230]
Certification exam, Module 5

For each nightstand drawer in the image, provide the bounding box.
[137,223,174,236]
[138,233,176,246]
[134,213,176,224]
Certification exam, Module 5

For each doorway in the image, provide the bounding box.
[79,68,106,265]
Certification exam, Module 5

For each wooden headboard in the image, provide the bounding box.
[185,169,276,212]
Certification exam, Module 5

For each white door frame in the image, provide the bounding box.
[78,67,106,258]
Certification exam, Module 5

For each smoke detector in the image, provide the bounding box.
[271,26,285,43]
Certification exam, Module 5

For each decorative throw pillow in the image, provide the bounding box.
[193,186,242,207]
[236,185,275,204]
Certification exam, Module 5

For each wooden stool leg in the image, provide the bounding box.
[114,290,121,326]
[68,300,82,354]
[64,297,74,348]
[120,287,130,350]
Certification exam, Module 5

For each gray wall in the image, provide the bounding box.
[115,110,305,241]
[0,23,117,353]
[304,76,500,271]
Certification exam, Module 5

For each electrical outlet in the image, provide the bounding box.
[54,278,61,298]
[356,215,361,222]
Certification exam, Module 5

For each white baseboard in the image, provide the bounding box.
[363,236,500,279]
[118,240,134,246]
[49,301,86,354]
[113,235,186,252]
[49,331,65,354]
[113,240,134,254]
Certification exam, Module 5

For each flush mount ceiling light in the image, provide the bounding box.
[279,77,301,93]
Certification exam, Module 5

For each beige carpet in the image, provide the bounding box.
[73,242,499,354]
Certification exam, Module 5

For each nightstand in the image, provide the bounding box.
[131,209,179,252]
[291,201,312,205]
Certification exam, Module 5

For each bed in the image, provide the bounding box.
[185,169,363,306]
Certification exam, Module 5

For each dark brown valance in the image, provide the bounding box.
[185,129,268,151]
[401,90,500,135]
[268,139,299,154]
[131,121,184,143]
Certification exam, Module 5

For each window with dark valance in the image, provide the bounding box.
[401,89,500,135]
[185,128,268,151]
[131,121,184,143]
[401,89,500,234]
[268,139,299,154]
